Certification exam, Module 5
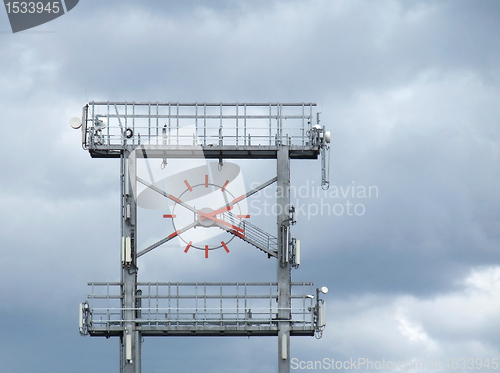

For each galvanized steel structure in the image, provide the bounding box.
[78,102,329,373]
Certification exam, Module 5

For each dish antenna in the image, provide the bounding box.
[70,117,82,129]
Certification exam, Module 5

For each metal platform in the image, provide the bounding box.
[81,282,318,337]
[82,102,322,159]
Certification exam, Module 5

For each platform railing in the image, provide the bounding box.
[82,282,316,336]
[82,102,317,150]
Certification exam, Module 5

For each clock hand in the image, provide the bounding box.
[138,175,241,232]
[198,210,244,233]
[209,177,278,217]
[197,178,277,231]
[198,205,234,220]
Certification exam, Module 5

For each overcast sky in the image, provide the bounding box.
[1,1,500,372]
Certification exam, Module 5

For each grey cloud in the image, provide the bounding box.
[1,0,500,372]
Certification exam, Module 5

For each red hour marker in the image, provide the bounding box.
[232,195,245,204]
[205,245,209,258]
[233,230,245,239]
[205,175,209,187]
[221,241,230,253]
[163,214,176,218]
[184,241,192,253]
[168,230,181,239]
[221,180,229,192]
[230,224,244,233]
[184,179,193,192]
[170,195,182,204]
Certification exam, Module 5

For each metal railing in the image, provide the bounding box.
[82,282,316,336]
[82,102,317,151]
[222,211,278,257]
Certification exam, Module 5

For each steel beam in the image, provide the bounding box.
[120,149,140,373]
[277,145,291,373]
[90,147,319,160]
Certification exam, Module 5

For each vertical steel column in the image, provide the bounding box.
[120,149,140,373]
[277,145,291,373]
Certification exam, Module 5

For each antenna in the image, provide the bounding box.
[69,117,82,129]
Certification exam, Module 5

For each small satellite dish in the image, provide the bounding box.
[325,131,331,143]
[70,117,82,129]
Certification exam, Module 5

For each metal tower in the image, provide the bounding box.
[76,102,330,373]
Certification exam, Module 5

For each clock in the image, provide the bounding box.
[164,174,248,258]
[134,160,279,259]
[135,161,251,258]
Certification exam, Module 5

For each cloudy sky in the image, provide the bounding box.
[1,0,500,372]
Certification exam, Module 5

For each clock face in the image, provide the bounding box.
[168,177,243,253]
[135,158,249,258]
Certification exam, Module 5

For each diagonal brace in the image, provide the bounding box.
[137,221,199,257]
[136,176,198,214]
